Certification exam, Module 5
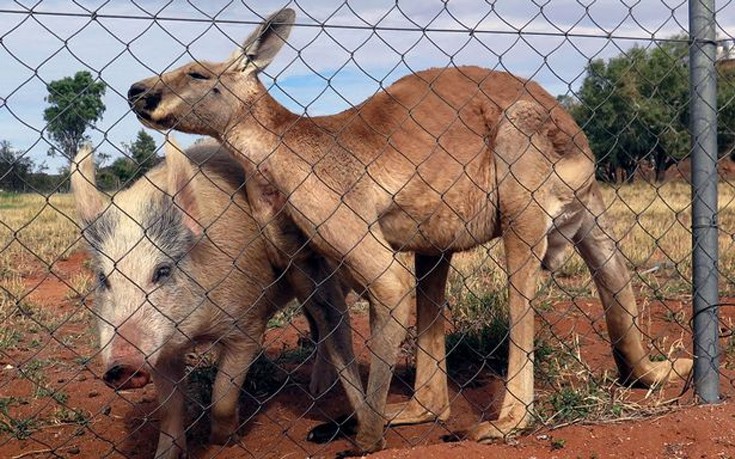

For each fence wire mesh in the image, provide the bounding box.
[0,1,733,458]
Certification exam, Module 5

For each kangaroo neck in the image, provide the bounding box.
[221,81,300,167]
[219,83,315,198]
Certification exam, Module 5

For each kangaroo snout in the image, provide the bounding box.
[127,82,160,115]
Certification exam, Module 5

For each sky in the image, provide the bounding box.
[1,0,734,173]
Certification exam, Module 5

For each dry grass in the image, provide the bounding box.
[0,192,79,281]
[1,193,81,352]
[3,181,730,314]
[448,180,735,311]
[604,180,735,291]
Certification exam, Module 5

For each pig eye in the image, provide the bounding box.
[152,264,173,284]
[97,272,110,289]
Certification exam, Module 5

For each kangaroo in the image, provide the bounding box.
[127,8,693,453]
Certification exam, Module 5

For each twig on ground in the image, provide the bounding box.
[11,445,78,459]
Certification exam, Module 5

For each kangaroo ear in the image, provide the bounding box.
[231,8,295,72]
[165,137,202,237]
[71,144,104,224]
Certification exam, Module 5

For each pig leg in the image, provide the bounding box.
[288,258,366,433]
[209,338,262,445]
[303,308,339,397]
[152,358,187,459]
[245,178,340,396]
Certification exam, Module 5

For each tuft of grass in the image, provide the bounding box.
[0,326,22,350]
[277,336,316,365]
[0,393,41,441]
[662,308,687,325]
[17,358,56,400]
[0,396,34,440]
[50,390,69,405]
[550,437,566,450]
[51,406,91,426]
[267,301,301,329]
[72,354,93,369]
[446,293,510,385]
[0,416,39,440]
[186,350,291,407]
[546,387,592,422]
[0,397,18,412]
[65,272,93,300]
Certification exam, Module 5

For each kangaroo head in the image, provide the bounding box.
[127,8,295,137]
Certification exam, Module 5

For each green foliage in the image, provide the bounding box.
[106,130,160,188]
[572,38,735,181]
[26,171,67,193]
[187,353,288,406]
[123,129,159,177]
[445,292,510,385]
[94,130,160,190]
[718,66,735,159]
[572,39,692,182]
[0,141,66,192]
[95,165,122,191]
[446,320,508,385]
[550,437,566,450]
[0,141,35,192]
[546,386,591,422]
[110,156,137,185]
[43,71,106,162]
[0,415,38,440]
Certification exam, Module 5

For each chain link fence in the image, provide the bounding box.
[1,1,733,458]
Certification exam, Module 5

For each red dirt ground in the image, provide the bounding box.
[1,251,734,459]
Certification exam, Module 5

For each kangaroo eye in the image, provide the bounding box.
[187,71,210,80]
[152,264,173,284]
[97,272,110,289]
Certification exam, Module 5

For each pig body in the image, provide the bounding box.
[72,140,362,458]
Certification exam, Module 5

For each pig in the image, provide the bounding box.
[71,139,365,459]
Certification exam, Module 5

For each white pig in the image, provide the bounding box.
[71,139,364,459]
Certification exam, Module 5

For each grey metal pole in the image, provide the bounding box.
[689,0,720,404]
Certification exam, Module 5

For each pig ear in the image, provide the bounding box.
[231,8,295,72]
[165,136,202,237]
[71,144,104,224]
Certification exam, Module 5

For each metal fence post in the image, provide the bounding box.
[689,0,720,404]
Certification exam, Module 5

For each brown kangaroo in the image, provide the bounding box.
[127,8,693,453]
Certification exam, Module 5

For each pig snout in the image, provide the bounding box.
[102,332,152,390]
[103,361,151,390]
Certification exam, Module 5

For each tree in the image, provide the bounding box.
[556,94,579,112]
[123,130,160,178]
[719,66,735,160]
[102,130,161,189]
[95,150,111,168]
[43,71,106,165]
[109,157,137,185]
[0,141,35,192]
[572,39,691,182]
